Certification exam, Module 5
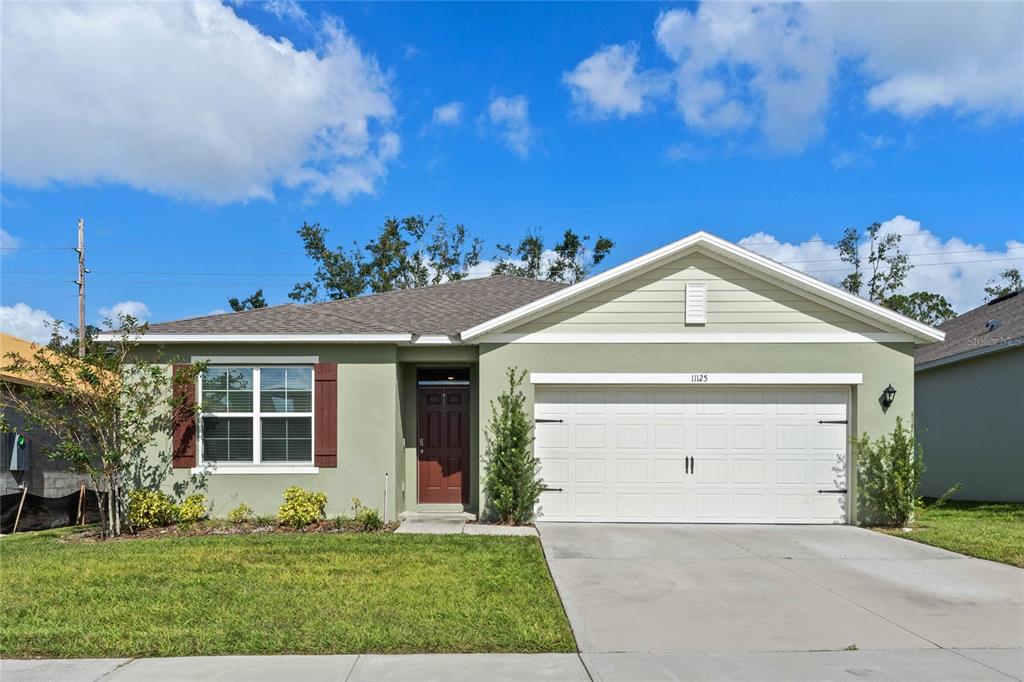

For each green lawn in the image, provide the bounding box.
[879,499,1024,567]
[0,529,575,658]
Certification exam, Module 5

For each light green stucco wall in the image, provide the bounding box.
[138,343,404,520]
[916,348,1024,502]
[478,342,917,523]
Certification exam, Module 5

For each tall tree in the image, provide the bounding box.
[1,316,203,538]
[228,289,268,312]
[885,292,957,326]
[290,216,482,303]
[836,222,955,325]
[837,223,911,303]
[492,229,614,283]
[984,267,1023,301]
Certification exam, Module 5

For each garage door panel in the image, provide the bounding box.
[535,385,848,524]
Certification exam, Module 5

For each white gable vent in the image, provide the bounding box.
[685,282,707,325]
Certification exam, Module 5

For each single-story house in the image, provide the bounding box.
[915,290,1023,502]
[107,232,944,524]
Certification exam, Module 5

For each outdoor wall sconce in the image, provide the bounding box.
[880,384,897,409]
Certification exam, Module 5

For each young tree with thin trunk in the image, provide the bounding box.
[483,368,543,525]
[0,316,203,538]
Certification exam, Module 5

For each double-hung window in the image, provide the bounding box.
[199,366,313,465]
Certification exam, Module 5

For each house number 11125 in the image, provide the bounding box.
[690,374,709,383]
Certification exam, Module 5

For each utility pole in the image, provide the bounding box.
[75,218,86,358]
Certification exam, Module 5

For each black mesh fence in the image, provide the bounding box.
[1,489,103,534]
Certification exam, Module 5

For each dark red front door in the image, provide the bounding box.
[417,387,469,504]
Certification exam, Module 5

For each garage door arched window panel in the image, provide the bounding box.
[199,366,314,466]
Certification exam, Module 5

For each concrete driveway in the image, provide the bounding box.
[538,524,1024,656]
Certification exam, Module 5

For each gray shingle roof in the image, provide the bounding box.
[915,291,1024,366]
[146,275,568,336]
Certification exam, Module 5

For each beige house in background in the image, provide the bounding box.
[915,291,1024,502]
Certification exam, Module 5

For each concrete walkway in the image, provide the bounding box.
[394,513,537,536]
[6,649,1022,681]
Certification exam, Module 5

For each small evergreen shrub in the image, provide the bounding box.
[254,514,277,527]
[127,489,178,530]
[483,367,543,525]
[277,486,327,528]
[351,497,383,532]
[176,494,208,525]
[228,503,254,524]
[854,416,924,527]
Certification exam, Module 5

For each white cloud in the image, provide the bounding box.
[263,0,309,25]
[739,216,1024,313]
[0,228,20,253]
[207,308,230,316]
[563,44,665,119]
[567,2,1023,152]
[432,102,465,127]
[98,300,151,323]
[487,95,536,159]
[1,2,398,203]
[0,303,55,344]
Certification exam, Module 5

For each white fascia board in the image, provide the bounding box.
[99,333,413,344]
[460,231,946,345]
[410,335,458,345]
[530,372,864,385]
[482,332,914,344]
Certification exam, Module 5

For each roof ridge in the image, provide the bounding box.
[146,302,299,327]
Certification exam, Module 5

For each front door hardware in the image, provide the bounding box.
[816,489,848,494]
[534,418,564,423]
[817,420,848,424]
[542,486,564,492]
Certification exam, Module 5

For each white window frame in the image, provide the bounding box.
[196,365,316,472]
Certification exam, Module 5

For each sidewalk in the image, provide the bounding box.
[5,649,1021,681]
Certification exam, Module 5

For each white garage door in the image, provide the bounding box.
[535,386,849,524]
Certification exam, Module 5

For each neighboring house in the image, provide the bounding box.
[104,232,943,524]
[914,290,1024,502]
[1,333,97,532]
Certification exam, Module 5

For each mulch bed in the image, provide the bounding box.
[62,519,400,542]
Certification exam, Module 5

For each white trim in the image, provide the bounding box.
[192,355,319,364]
[483,331,915,344]
[915,336,1024,372]
[191,465,320,475]
[529,372,863,385]
[99,333,412,343]
[459,231,946,344]
[411,335,457,345]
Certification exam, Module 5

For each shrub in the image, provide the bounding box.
[177,494,208,525]
[127,489,178,530]
[351,497,383,532]
[483,367,543,525]
[254,515,277,527]
[854,416,924,527]
[278,486,327,528]
[228,503,254,524]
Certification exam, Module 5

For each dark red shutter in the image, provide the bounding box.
[314,363,338,467]
[172,364,197,468]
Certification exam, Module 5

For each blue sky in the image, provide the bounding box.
[2,1,1022,342]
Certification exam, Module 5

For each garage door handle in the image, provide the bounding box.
[542,487,564,492]
[816,489,848,494]
[535,418,564,424]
